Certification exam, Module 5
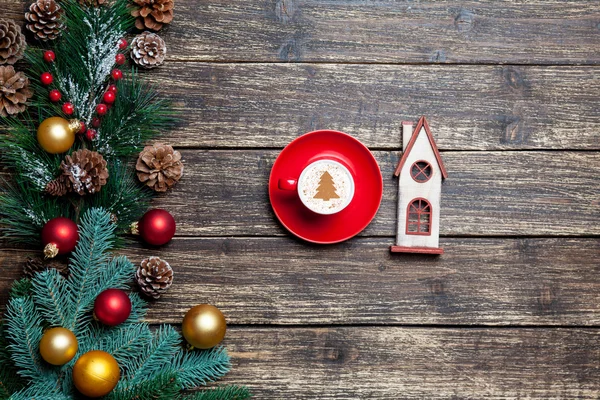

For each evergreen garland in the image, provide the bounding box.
[0,0,250,398]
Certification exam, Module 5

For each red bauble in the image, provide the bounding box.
[111,69,123,80]
[85,129,97,141]
[96,103,108,116]
[41,217,79,258]
[118,38,127,50]
[94,289,132,326]
[41,72,53,86]
[138,209,176,246]
[78,121,86,134]
[49,89,62,102]
[115,53,126,65]
[103,91,116,104]
[62,102,74,115]
[107,84,118,93]
[43,50,55,63]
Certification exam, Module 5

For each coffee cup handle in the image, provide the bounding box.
[278,178,298,191]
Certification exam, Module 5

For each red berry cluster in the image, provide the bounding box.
[41,51,78,123]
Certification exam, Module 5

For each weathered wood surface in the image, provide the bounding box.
[221,327,600,399]
[148,63,600,150]
[2,237,599,325]
[149,150,600,237]
[3,0,600,64]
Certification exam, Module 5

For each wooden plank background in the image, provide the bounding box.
[1,0,599,398]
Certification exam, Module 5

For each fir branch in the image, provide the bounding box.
[182,386,252,400]
[31,269,71,328]
[168,347,231,389]
[9,279,32,300]
[125,325,181,384]
[5,297,50,381]
[125,292,148,324]
[8,379,67,400]
[0,324,24,398]
[65,208,115,333]
[106,372,181,400]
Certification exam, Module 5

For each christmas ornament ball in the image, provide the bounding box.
[39,327,78,366]
[138,209,176,246]
[182,304,227,349]
[94,289,131,326]
[41,217,79,258]
[73,350,120,398]
[37,116,80,154]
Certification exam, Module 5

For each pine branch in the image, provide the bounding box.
[8,379,67,400]
[9,279,32,299]
[0,324,24,399]
[106,372,181,400]
[125,325,181,384]
[182,386,252,400]
[31,269,71,328]
[168,347,231,389]
[4,297,50,382]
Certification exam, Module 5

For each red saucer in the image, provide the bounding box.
[269,130,383,244]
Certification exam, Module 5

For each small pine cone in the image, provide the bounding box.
[45,175,69,196]
[0,65,33,117]
[61,149,109,195]
[23,256,68,278]
[24,0,64,41]
[136,256,173,299]
[0,19,26,65]
[136,144,183,192]
[130,31,166,69]
[131,0,173,31]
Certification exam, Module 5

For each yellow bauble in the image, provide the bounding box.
[182,304,227,349]
[37,116,80,154]
[72,350,120,398]
[39,327,78,366]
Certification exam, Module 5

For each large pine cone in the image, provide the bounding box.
[130,31,166,69]
[136,144,183,192]
[136,256,173,299]
[0,19,26,65]
[24,0,64,41]
[24,257,68,278]
[48,149,109,196]
[0,65,33,117]
[131,0,173,31]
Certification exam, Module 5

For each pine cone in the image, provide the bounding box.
[136,144,183,192]
[44,175,69,196]
[0,19,26,65]
[24,0,64,41]
[59,149,109,195]
[23,256,68,278]
[136,256,173,299]
[0,65,33,117]
[130,31,166,69]
[131,0,173,31]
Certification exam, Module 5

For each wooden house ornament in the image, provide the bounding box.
[391,116,447,255]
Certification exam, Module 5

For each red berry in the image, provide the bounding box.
[91,117,101,128]
[85,129,97,141]
[96,103,108,116]
[49,89,62,102]
[40,72,53,86]
[118,38,127,50]
[107,84,118,93]
[78,121,86,134]
[43,50,55,63]
[111,69,123,80]
[103,91,116,104]
[115,53,126,65]
[62,102,74,115]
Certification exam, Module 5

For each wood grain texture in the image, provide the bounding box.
[2,237,599,325]
[149,150,600,237]
[221,327,600,399]
[4,0,598,64]
[143,63,600,150]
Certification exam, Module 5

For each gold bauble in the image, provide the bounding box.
[182,304,227,349]
[39,327,78,366]
[72,350,120,398]
[37,116,80,154]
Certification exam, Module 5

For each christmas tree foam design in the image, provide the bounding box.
[313,171,340,201]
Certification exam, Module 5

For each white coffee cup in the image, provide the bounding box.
[278,159,355,215]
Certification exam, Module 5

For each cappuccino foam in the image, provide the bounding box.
[298,160,354,214]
